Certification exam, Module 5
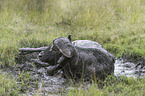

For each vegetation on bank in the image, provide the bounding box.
[67,76,145,96]
[0,71,19,95]
[0,0,145,95]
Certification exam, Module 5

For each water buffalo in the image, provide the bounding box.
[38,35,115,80]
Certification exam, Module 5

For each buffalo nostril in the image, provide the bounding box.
[38,54,43,60]
[39,55,42,58]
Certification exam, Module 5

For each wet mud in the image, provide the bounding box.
[12,52,145,95]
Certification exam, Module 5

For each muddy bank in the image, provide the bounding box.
[13,52,72,95]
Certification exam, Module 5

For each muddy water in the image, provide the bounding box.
[27,60,144,95]
[114,59,145,78]
[16,58,145,95]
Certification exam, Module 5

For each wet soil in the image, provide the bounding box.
[4,52,145,95]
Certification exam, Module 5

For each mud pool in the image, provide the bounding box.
[15,58,144,95]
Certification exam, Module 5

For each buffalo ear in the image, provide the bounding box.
[53,37,75,58]
[68,34,72,42]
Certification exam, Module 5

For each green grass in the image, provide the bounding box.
[0,0,145,95]
[66,76,145,96]
[0,71,19,95]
